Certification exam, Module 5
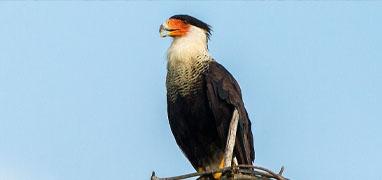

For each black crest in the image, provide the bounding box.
[170,14,212,39]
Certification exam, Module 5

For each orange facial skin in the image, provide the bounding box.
[166,19,190,37]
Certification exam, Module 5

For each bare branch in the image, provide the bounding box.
[151,165,288,180]
[224,108,240,167]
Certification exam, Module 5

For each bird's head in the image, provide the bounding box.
[159,15,211,40]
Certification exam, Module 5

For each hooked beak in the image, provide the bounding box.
[159,24,168,38]
[159,23,176,38]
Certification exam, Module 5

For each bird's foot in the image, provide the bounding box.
[197,167,205,173]
[212,159,224,179]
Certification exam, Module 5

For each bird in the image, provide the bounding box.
[160,15,255,179]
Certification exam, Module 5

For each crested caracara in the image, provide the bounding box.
[160,15,255,179]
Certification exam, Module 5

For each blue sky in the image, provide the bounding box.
[0,2,381,180]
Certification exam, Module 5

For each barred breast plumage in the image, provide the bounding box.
[166,54,212,102]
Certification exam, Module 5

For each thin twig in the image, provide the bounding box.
[151,167,231,180]
[278,166,284,176]
[236,165,287,180]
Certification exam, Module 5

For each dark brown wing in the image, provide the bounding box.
[204,61,255,164]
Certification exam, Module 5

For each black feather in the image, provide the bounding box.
[167,61,255,171]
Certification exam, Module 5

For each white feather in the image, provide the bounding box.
[167,25,210,67]
[165,25,212,101]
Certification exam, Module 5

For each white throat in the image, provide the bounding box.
[167,26,210,66]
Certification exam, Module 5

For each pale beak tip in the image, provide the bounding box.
[159,24,168,38]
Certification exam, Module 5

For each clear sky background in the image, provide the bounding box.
[0,2,381,180]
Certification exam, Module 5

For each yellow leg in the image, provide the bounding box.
[197,167,205,173]
[212,159,225,179]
